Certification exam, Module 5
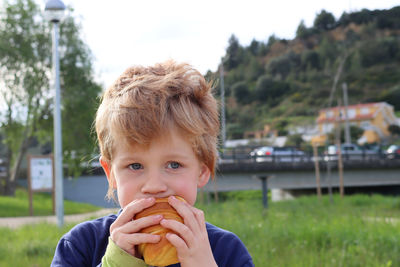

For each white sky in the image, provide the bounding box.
[42,0,399,89]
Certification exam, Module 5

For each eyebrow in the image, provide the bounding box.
[118,152,191,162]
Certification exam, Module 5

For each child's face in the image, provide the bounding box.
[106,128,210,208]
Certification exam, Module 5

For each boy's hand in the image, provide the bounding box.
[160,196,218,267]
[109,197,163,257]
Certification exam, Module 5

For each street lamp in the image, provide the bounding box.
[45,0,65,227]
[219,59,226,149]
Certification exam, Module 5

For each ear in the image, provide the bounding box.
[100,157,116,189]
[197,164,211,188]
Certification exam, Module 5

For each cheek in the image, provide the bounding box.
[171,179,198,205]
[115,178,139,208]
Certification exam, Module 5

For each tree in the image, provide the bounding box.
[58,15,102,178]
[266,52,301,79]
[296,20,313,39]
[359,38,400,68]
[327,125,364,144]
[317,36,338,67]
[255,76,275,101]
[224,34,243,70]
[314,10,336,31]
[388,125,400,136]
[286,133,304,148]
[301,50,321,70]
[0,0,102,195]
[231,81,252,105]
[379,85,400,110]
[249,39,260,56]
[255,75,290,106]
[266,34,279,48]
[0,0,51,195]
[245,57,264,81]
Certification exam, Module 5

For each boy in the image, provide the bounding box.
[51,60,254,267]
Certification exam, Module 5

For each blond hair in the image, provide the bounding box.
[95,60,220,199]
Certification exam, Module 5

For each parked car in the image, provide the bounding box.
[250,146,305,162]
[324,143,379,161]
[386,145,400,159]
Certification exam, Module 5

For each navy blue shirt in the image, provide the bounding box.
[51,211,254,267]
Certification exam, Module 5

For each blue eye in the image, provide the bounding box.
[168,162,181,169]
[129,163,142,170]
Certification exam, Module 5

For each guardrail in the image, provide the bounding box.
[218,149,400,174]
[219,151,388,164]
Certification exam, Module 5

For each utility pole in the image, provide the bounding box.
[336,98,345,198]
[342,82,351,144]
[325,52,350,203]
[220,59,226,149]
[313,145,322,200]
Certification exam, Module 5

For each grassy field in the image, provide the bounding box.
[1,190,400,266]
[0,188,100,217]
[201,192,400,267]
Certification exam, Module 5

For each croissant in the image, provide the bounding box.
[135,196,185,266]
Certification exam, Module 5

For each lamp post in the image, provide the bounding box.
[45,0,65,227]
[219,59,226,149]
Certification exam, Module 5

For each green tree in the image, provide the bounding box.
[328,125,364,144]
[255,75,290,104]
[266,34,279,48]
[379,85,400,110]
[224,34,243,70]
[246,57,264,81]
[0,0,102,195]
[275,120,288,136]
[301,50,321,70]
[231,81,252,105]
[255,76,274,101]
[296,20,313,39]
[58,15,102,178]
[249,39,260,56]
[359,38,400,68]
[0,0,51,195]
[286,133,304,148]
[388,124,400,136]
[266,52,301,79]
[314,10,336,31]
[317,36,338,67]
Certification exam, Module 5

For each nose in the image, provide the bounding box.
[141,170,168,196]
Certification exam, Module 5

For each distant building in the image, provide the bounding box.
[311,102,398,145]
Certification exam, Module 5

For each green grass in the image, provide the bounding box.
[1,191,400,266]
[0,222,74,266]
[0,188,101,217]
[199,192,400,267]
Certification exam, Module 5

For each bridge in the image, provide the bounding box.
[218,147,400,173]
[204,149,400,199]
[58,149,400,207]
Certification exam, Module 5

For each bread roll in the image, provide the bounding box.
[135,196,185,266]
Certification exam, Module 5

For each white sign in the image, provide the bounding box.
[30,157,53,191]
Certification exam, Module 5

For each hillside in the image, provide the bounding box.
[208,6,400,140]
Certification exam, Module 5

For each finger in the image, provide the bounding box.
[112,214,163,239]
[113,232,161,255]
[168,196,200,231]
[168,196,195,228]
[160,218,195,246]
[165,232,189,255]
[126,233,161,245]
[190,206,207,231]
[119,197,156,222]
[111,198,155,231]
